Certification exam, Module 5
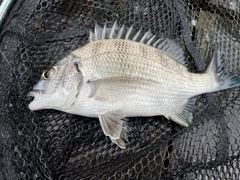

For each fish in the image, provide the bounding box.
[27,22,240,149]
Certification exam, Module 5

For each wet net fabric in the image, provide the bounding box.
[0,0,240,179]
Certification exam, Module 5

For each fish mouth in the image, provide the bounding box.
[27,90,43,101]
[27,90,45,111]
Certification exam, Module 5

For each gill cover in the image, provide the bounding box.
[28,62,83,111]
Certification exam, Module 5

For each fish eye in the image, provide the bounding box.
[44,71,50,79]
[42,68,55,80]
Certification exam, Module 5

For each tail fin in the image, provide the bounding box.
[206,47,240,91]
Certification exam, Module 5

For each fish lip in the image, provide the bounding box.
[28,89,45,111]
[27,90,43,99]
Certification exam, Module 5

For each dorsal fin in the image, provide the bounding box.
[140,30,153,44]
[157,39,186,66]
[146,35,156,45]
[101,24,107,39]
[94,24,102,41]
[132,28,144,41]
[125,25,135,40]
[117,25,127,39]
[89,31,94,43]
[109,21,118,39]
[89,21,187,66]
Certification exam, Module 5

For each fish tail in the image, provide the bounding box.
[206,47,240,91]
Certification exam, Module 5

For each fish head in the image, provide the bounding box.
[28,62,82,111]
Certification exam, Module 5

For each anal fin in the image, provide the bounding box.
[169,97,196,127]
[98,112,128,149]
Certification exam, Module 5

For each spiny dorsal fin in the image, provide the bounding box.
[140,30,153,44]
[89,31,94,43]
[125,25,135,40]
[146,35,156,45]
[117,25,127,39]
[101,24,107,40]
[94,24,102,41]
[157,39,186,66]
[132,28,143,41]
[109,21,118,39]
[89,21,187,66]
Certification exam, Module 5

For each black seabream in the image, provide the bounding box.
[28,22,240,149]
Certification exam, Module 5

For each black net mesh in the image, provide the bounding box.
[0,0,240,179]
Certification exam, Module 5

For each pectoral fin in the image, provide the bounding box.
[88,77,140,103]
[88,76,159,103]
[98,112,128,149]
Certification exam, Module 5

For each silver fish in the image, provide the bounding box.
[28,22,240,149]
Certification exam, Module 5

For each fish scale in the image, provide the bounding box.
[72,44,194,115]
[71,39,213,95]
[28,22,240,149]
